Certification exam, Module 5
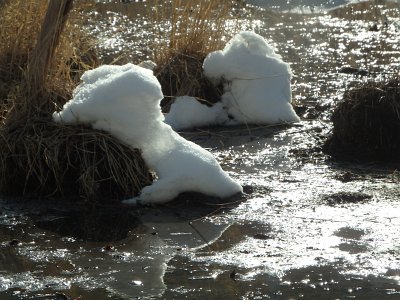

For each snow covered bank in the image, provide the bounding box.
[53,63,242,204]
[203,31,299,125]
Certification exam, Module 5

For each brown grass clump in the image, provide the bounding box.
[324,78,400,161]
[0,120,152,201]
[156,52,223,111]
[0,0,152,202]
[151,0,240,111]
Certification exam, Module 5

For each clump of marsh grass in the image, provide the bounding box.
[0,0,151,202]
[324,77,400,161]
[155,52,222,111]
[151,0,241,111]
[0,121,152,201]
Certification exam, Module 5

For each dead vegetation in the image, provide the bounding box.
[0,0,151,202]
[324,78,400,161]
[0,121,152,201]
[150,0,241,111]
[155,52,223,111]
[0,0,243,202]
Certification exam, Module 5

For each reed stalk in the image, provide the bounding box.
[150,0,239,110]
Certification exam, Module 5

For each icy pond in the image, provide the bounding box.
[1,0,400,299]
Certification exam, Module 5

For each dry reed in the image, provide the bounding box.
[0,0,98,121]
[150,0,241,111]
[0,0,151,202]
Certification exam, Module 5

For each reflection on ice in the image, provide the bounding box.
[176,125,400,288]
[0,224,170,299]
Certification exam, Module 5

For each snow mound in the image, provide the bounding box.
[53,63,242,204]
[164,96,229,131]
[53,64,164,141]
[203,31,300,125]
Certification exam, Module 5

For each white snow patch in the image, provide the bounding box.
[53,63,242,205]
[164,96,229,131]
[203,31,300,125]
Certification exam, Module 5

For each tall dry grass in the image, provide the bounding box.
[0,0,98,121]
[0,1,46,117]
[0,0,151,202]
[150,0,242,110]
[152,0,236,60]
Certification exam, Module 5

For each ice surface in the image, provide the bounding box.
[203,31,300,125]
[164,96,229,131]
[53,63,242,204]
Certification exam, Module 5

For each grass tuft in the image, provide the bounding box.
[324,77,400,161]
[0,119,152,201]
[0,0,151,202]
[151,0,241,111]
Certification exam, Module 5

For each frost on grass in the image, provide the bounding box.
[53,63,242,205]
[165,31,299,131]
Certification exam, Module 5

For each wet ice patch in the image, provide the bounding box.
[53,63,242,204]
[203,31,300,125]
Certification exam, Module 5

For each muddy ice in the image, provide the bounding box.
[1,1,400,299]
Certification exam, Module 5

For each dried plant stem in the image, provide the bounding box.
[151,0,238,110]
[24,0,73,111]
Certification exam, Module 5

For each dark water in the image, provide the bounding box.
[1,1,400,299]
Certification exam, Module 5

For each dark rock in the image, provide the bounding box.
[8,239,20,246]
[369,23,379,31]
[338,66,368,76]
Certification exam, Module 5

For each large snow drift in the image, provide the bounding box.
[203,31,300,125]
[53,63,242,204]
